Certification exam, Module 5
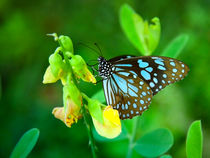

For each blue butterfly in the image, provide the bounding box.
[97,55,189,120]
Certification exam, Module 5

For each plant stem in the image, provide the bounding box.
[82,106,97,158]
[126,117,139,158]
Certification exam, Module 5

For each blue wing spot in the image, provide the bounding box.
[127,113,130,117]
[115,64,132,67]
[162,80,165,84]
[163,74,167,78]
[172,73,175,76]
[128,83,138,93]
[123,114,125,118]
[133,103,137,108]
[116,104,119,109]
[154,73,157,76]
[170,62,175,66]
[146,67,153,72]
[128,89,138,97]
[134,99,137,102]
[181,64,185,68]
[136,111,140,114]
[139,107,142,111]
[115,68,123,71]
[168,81,171,83]
[173,68,177,73]
[122,104,125,110]
[130,110,134,114]
[128,79,134,83]
[154,59,164,66]
[147,87,150,90]
[142,92,146,96]
[144,106,147,109]
[182,69,185,73]
[148,98,151,101]
[153,77,158,84]
[140,100,144,104]
[147,91,151,95]
[159,85,162,89]
[172,77,175,80]
[150,82,155,88]
[140,81,144,85]
[138,59,149,68]
[139,86,142,89]
[128,101,131,105]
[179,74,183,77]
[155,89,159,92]
[158,65,166,70]
[112,74,127,93]
[125,104,128,110]
[141,70,151,80]
[130,71,137,76]
[118,72,130,76]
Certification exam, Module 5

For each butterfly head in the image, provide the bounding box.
[98,56,112,79]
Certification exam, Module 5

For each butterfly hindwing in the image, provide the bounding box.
[103,69,153,119]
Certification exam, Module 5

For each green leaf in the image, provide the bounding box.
[162,34,189,58]
[120,4,160,55]
[10,128,40,158]
[186,120,203,158]
[160,155,172,158]
[120,4,143,54]
[134,128,173,157]
[92,89,105,103]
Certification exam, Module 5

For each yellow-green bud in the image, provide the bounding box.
[70,55,96,83]
[58,35,74,53]
[87,98,104,124]
[49,53,64,77]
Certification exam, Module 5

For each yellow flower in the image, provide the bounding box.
[92,106,121,139]
[52,98,82,127]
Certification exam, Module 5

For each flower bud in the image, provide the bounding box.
[92,106,121,139]
[43,65,60,84]
[49,53,64,78]
[87,98,103,124]
[58,35,74,53]
[70,55,96,83]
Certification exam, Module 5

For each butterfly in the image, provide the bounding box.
[97,55,189,120]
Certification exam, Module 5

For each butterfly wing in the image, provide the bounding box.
[103,56,189,119]
[113,56,189,95]
[103,70,153,119]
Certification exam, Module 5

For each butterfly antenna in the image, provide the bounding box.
[94,43,103,57]
[77,42,100,57]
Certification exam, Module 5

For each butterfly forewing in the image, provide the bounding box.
[113,56,189,95]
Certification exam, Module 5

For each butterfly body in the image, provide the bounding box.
[98,55,189,120]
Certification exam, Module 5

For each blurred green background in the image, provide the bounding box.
[0,0,210,157]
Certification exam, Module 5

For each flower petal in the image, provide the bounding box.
[93,106,121,139]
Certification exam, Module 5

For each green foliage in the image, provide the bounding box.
[134,128,173,157]
[162,34,189,58]
[186,120,203,158]
[120,4,160,55]
[10,128,39,158]
[91,89,106,103]
[160,155,172,158]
